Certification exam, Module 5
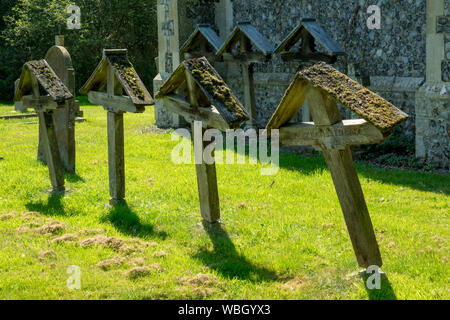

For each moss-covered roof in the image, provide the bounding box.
[156,57,249,128]
[275,18,345,56]
[79,50,153,106]
[267,62,408,132]
[180,24,223,55]
[299,62,408,131]
[14,60,73,102]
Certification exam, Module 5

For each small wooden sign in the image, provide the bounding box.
[156,57,249,223]
[266,62,408,268]
[14,59,74,193]
[80,49,154,205]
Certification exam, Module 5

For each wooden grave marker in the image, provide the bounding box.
[275,18,345,64]
[36,35,82,173]
[14,60,74,193]
[156,57,249,223]
[180,24,224,62]
[275,18,346,122]
[217,22,274,127]
[265,62,409,268]
[80,49,154,205]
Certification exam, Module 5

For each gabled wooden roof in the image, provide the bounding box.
[180,24,224,55]
[156,57,249,128]
[14,60,73,102]
[266,62,408,133]
[79,49,154,105]
[275,19,345,56]
[217,22,275,56]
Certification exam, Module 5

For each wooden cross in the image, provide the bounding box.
[266,62,408,268]
[14,60,74,193]
[80,49,154,205]
[275,18,345,123]
[217,22,274,127]
[156,57,249,223]
[181,24,224,63]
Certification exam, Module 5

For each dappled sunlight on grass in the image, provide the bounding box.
[0,103,448,300]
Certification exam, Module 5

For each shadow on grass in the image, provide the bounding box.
[65,173,85,183]
[360,271,397,300]
[26,193,66,216]
[102,202,167,240]
[224,138,449,195]
[193,222,279,283]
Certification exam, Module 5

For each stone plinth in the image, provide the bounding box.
[415,82,449,169]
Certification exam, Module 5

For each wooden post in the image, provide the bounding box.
[39,112,65,193]
[106,65,126,205]
[302,100,311,122]
[107,111,125,205]
[186,71,221,223]
[307,87,382,268]
[240,35,256,127]
[31,74,65,193]
[192,123,221,223]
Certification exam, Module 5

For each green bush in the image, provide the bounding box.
[0,0,158,100]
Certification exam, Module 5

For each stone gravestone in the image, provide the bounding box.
[14,79,26,112]
[153,0,196,128]
[266,62,409,268]
[37,36,80,174]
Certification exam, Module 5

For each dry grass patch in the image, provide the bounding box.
[38,250,57,261]
[125,264,163,280]
[35,221,65,235]
[179,273,220,287]
[97,256,124,271]
[51,234,78,244]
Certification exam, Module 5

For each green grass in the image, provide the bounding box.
[0,101,448,300]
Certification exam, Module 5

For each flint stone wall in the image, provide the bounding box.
[222,0,426,130]
[157,0,449,168]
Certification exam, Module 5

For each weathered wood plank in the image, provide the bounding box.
[222,52,270,63]
[162,95,230,131]
[88,91,143,114]
[279,119,388,148]
[308,86,383,268]
[22,95,59,111]
[240,34,256,127]
[184,52,221,62]
[241,64,256,127]
[266,77,309,134]
[280,52,337,64]
[322,147,382,268]
[307,86,342,126]
[186,71,221,223]
[39,111,65,193]
[192,122,221,223]
[185,69,201,109]
[107,111,125,205]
